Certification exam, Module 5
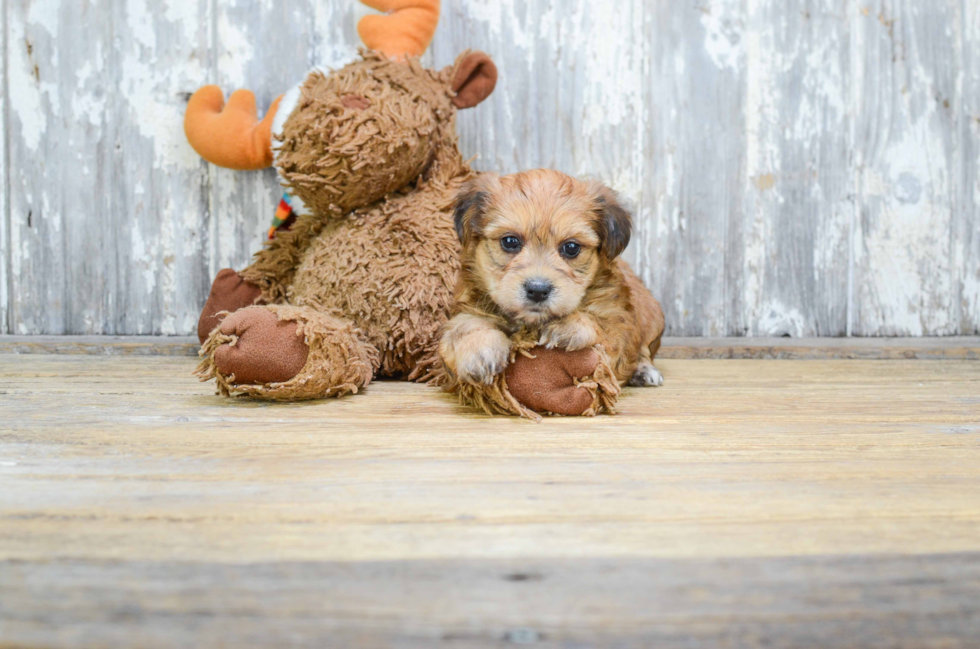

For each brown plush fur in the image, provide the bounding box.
[441,170,665,418]
[197,51,493,400]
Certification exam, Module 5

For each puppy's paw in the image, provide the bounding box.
[629,362,664,387]
[538,314,598,352]
[454,329,512,385]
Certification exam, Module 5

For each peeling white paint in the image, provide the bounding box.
[860,115,955,336]
[120,1,206,172]
[757,302,807,338]
[158,196,178,336]
[3,0,977,336]
[127,0,157,50]
[8,17,50,152]
[700,0,744,72]
[742,0,782,334]
[216,11,255,89]
[0,59,6,332]
[163,0,202,27]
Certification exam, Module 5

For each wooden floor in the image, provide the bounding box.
[2,348,980,647]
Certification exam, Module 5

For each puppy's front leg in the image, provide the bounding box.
[538,312,599,352]
[440,314,512,385]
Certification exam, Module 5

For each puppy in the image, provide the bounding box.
[440,169,665,394]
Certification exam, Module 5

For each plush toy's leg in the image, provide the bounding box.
[196,304,377,401]
[505,347,601,415]
[197,269,264,344]
[454,344,621,420]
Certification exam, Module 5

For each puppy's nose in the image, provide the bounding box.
[524,279,553,304]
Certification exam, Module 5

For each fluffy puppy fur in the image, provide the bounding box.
[441,169,666,391]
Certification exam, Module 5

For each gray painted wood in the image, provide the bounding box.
[109,0,213,336]
[2,334,979,359]
[6,0,105,335]
[5,0,211,335]
[642,0,746,337]
[4,554,980,647]
[960,1,980,336]
[1,0,978,336]
[1,0,8,335]
[852,0,962,336]
[734,0,852,337]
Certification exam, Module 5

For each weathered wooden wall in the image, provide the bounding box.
[2,0,978,336]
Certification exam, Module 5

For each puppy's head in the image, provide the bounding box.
[454,169,632,326]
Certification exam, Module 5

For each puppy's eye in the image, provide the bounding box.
[559,241,582,259]
[500,236,523,253]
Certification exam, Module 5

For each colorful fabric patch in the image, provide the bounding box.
[268,193,297,240]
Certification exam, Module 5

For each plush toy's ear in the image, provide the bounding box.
[590,182,632,259]
[453,175,497,244]
[451,51,498,109]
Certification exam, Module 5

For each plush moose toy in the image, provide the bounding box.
[185,0,619,417]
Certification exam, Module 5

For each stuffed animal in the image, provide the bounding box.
[185,0,619,417]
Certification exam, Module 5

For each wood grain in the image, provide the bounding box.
[6,1,110,335]
[852,0,961,335]
[1,354,979,645]
[960,1,980,336]
[639,0,744,337]
[1,1,979,337]
[109,0,213,336]
[3,555,979,648]
[735,0,851,337]
[1,334,979,359]
[1,0,7,336]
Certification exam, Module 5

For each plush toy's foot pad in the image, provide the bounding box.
[629,362,665,387]
[505,346,599,416]
[197,268,263,343]
[213,308,309,385]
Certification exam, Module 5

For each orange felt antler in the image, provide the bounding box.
[358,0,440,59]
[184,86,283,171]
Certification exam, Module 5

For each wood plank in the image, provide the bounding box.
[852,0,962,335]
[5,1,112,334]
[959,1,980,334]
[2,554,979,648]
[0,0,7,335]
[735,0,851,336]
[2,335,979,359]
[4,0,212,335]
[109,0,212,335]
[0,335,201,356]
[640,0,746,336]
[2,0,977,339]
[2,356,979,563]
[1,354,979,644]
[659,335,980,359]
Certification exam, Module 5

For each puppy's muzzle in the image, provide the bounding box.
[524,279,553,304]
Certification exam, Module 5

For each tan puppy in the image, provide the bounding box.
[440,169,665,394]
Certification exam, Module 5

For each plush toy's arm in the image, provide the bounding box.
[238,214,327,304]
[448,335,621,421]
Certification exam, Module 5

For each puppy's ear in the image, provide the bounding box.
[453,175,497,245]
[591,183,632,259]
